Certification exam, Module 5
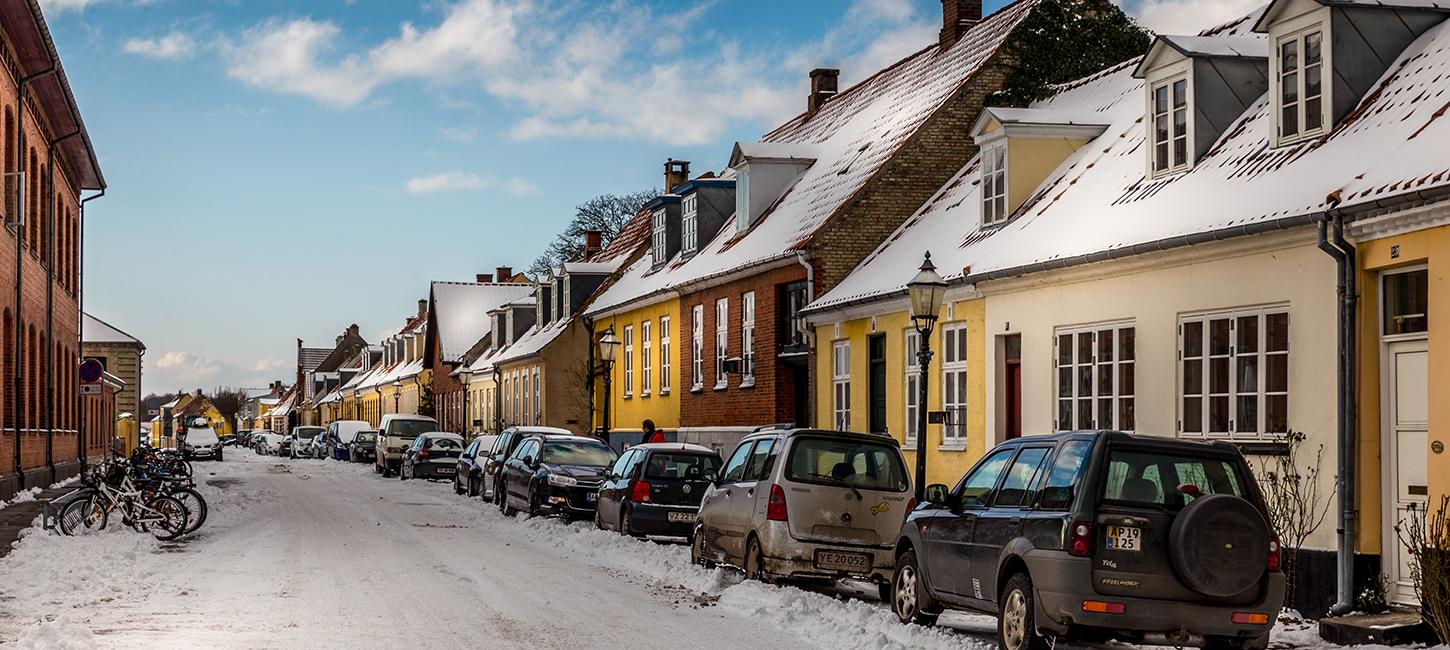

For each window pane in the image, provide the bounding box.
[995,447,1051,507]
[1237,315,1258,353]
[1078,399,1093,429]
[1173,137,1188,168]
[1184,396,1202,433]
[1383,270,1429,335]
[1267,354,1288,393]
[1238,354,1259,392]
[1058,400,1072,431]
[1210,396,1229,432]
[1097,364,1114,396]
[1121,398,1136,430]
[1266,395,1288,433]
[1058,334,1072,365]
[1039,441,1091,510]
[1173,107,1187,138]
[1210,319,1231,355]
[1184,359,1203,395]
[1059,367,1073,398]
[962,449,1015,505]
[1154,85,1168,114]
[1120,328,1135,361]
[1172,79,1187,108]
[1077,333,1093,364]
[1282,104,1299,136]
[1306,97,1323,131]
[1183,321,1203,357]
[1155,115,1168,146]
[1078,366,1092,398]
[1099,398,1114,429]
[1305,32,1322,64]
[1120,362,1135,396]
[1156,143,1169,171]
[1237,396,1258,433]
[1281,41,1298,72]
[1210,357,1230,393]
[1305,65,1321,98]
[1266,313,1289,351]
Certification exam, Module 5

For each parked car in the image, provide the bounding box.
[324,420,371,461]
[374,414,438,477]
[889,431,1284,650]
[288,426,324,458]
[691,428,911,599]
[275,433,294,456]
[181,418,224,461]
[252,431,283,455]
[454,435,499,497]
[349,431,378,463]
[400,432,466,481]
[596,443,722,539]
[497,434,618,519]
[305,430,330,458]
[480,426,574,503]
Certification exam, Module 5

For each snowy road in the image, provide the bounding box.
[0,452,1011,649]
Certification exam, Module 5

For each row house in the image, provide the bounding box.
[297,324,368,426]
[240,381,286,431]
[80,313,145,423]
[585,0,1058,452]
[334,302,430,427]
[316,345,380,426]
[804,0,1450,616]
[426,270,533,434]
[0,0,107,501]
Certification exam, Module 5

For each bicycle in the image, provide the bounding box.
[58,462,190,541]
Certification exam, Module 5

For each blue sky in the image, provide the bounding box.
[45,0,1241,394]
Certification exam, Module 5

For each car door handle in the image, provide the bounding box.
[746,489,754,497]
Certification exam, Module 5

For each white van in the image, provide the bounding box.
[374,414,438,477]
[182,418,224,461]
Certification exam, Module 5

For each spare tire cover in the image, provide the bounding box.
[1168,493,1270,597]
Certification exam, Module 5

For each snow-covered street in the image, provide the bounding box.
[0,452,1009,649]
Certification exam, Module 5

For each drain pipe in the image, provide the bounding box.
[1316,211,1357,616]
[795,252,815,426]
[78,188,104,471]
[43,130,80,483]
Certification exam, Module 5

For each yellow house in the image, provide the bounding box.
[590,296,683,439]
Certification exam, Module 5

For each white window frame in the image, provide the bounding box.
[691,305,704,391]
[1272,19,1329,147]
[1054,321,1136,432]
[832,340,851,431]
[623,325,634,398]
[681,194,698,253]
[904,330,921,446]
[981,143,1008,226]
[522,371,531,428]
[660,316,672,394]
[1178,305,1290,439]
[641,320,652,396]
[741,291,756,387]
[714,298,729,390]
[1148,70,1192,177]
[734,165,750,234]
[651,208,668,265]
[940,322,967,448]
[533,367,541,425]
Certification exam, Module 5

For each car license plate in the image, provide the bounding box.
[437,467,455,474]
[667,512,697,522]
[815,550,871,572]
[1105,525,1142,551]
[586,492,597,502]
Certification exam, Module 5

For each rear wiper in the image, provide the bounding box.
[809,473,864,500]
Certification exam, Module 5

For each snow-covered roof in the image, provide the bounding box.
[430,281,535,363]
[809,12,1450,312]
[1160,35,1267,59]
[729,141,822,164]
[979,107,1114,128]
[81,313,143,346]
[1254,0,1450,32]
[490,318,571,367]
[562,260,623,275]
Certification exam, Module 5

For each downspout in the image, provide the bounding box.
[1316,211,1357,616]
[796,252,814,427]
[76,186,100,469]
[492,364,502,432]
[13,64,55,481]
[584,317,596,434]
[44,130,80,481]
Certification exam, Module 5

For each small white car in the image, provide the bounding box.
[374,414,438,477]
[182,419,224,461]
[289,426,325,458]
[252,431,284,455]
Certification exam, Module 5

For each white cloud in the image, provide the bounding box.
[440,126,478,143]
[38,0,100,14]
[122,31,196,60]
[405,171,492,193]
[224,18,377,108]
[1121,0,1264,35]
[505,178,539,196]
[155,351,223,382]
[250,358,288,373]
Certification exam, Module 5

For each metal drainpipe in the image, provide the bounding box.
[79,189,103,470]
[796,252,815,426]
[13,65,55,483]
[583,317,596,434]
[1316,212,1357,616]
[492,365,502,433]
[43,130,79,482]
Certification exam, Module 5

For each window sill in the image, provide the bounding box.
[622,394,633,400]
[690,384,704,394]
[640,391,651,398]
[713,382,728,392]
[739,377,755,389]
[937,442,967,452]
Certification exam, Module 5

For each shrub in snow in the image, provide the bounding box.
[1395,495,1450,643]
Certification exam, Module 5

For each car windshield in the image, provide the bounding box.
[386,420,436,437]
[785,436,909,492]
[1101,448,1247,508]
[541,442,617,467]
[643,452,722,480]
[430,438,463,449]
[296,428,323,439]
[355,432,377,443]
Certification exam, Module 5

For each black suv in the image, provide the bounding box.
[891,431,1284,650]
[497,434,618,519]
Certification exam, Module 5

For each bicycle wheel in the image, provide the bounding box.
[58,494,108,536]
[171,487,208,533]
[146,495,190,541]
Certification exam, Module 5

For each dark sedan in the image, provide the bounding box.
[454,435,498,497]
[349,431,378,463]
[498,434,617,520]
[400,432,466,480]
[596,443,721,539]
[480,426,574,503]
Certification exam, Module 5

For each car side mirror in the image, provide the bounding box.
[704,470,720,484]
[925,483,949,505]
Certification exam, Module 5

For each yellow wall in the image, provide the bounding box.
[812,298,989,487]
[593,297,683,434]
[464,372,496,435]
[977,119,1089,216]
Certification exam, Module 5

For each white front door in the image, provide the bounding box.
[1382,338,1428,605]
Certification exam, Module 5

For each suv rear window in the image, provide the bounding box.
[1102,448,1247,508]
[785,436,908,492]
[644,453,722,480]
[386,420,436,437]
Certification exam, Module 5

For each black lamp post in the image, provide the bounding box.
[391,379,402,414]
[459,369,473,437]
[907,251,947,502]
[597,326,620,446]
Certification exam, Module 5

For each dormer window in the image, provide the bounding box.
[734,167,750,234]
[1276,27,1325,144]
[1151,75,1190,175]
[650,208,668,265]
[681,194,698,254]
[981,143,1008,226]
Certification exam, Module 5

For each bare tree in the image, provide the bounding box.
[529,189,660,276]
[1250,430,1336,608]
[1396,495,1450,642]
[208,386,248,422]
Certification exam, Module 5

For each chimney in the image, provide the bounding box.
[418,299,428,318]
[664,158,690,193]
[476,273,494,283]
[348,323,359,336]
[808,68,839,116]
[496,266,513,282]
[583,230,603,258]
[195,388,203,397]
[335,335,344,346]
[940,0,981,49]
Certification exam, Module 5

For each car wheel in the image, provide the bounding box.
[691,525,715,568]
[526,488,542,517]
[745,536,773,584]
[468,475,481,498]
[216,450,224,462]
[892,549,940,626]
[453,473,465,495]
[400,463,409,480]
[998,573,1050,650]
[594,503,607,530]
[621,507,641,538]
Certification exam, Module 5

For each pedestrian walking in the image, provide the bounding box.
[641,419,666,444]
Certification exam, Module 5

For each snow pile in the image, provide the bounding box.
[11,615,96,650]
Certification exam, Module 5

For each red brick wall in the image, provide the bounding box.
[678,264,808,429]
[429,333,463,431]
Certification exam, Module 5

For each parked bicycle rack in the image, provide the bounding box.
[41,489,86,532]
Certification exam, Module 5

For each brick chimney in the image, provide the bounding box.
[583,230,603,258]
[808,68,839,116]
[417,299,428,318]
[664,159,690,193]
[476,273,493,283]
[348,323,359,336]
[495,266,513,282]
[940,0,981,49]
[195,388,203,397]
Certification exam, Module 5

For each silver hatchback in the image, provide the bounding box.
[691,428,912,595]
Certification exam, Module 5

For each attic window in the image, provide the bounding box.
[1275,27,1325,145]
[981,143,1008,226]
[650,208,667,265]
[682,194,699,253]
[1151,75,1190,175]
[734,167,750,234]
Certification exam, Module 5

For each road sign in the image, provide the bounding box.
[79,358,104,384]
[80,384,101,396]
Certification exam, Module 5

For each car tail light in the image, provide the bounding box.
[419,447,430,460]
[1232,612,1270,625]
[1069,520,1093,556]
[905,497,917,512]
[1082,600,1125,614]
[630,480,652,503]
[766,484,788,521]
[1267,537,1282,572]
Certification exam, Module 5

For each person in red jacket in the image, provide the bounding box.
[641,419,666,444]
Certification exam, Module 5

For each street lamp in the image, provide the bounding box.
[907,251,947,502]
[597,326,621,446]
[352,389,361,420]
[392,379,403,414]
[459,369,473,437]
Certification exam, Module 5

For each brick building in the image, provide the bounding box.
[0,1,107,501]
[80,312,144,421]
